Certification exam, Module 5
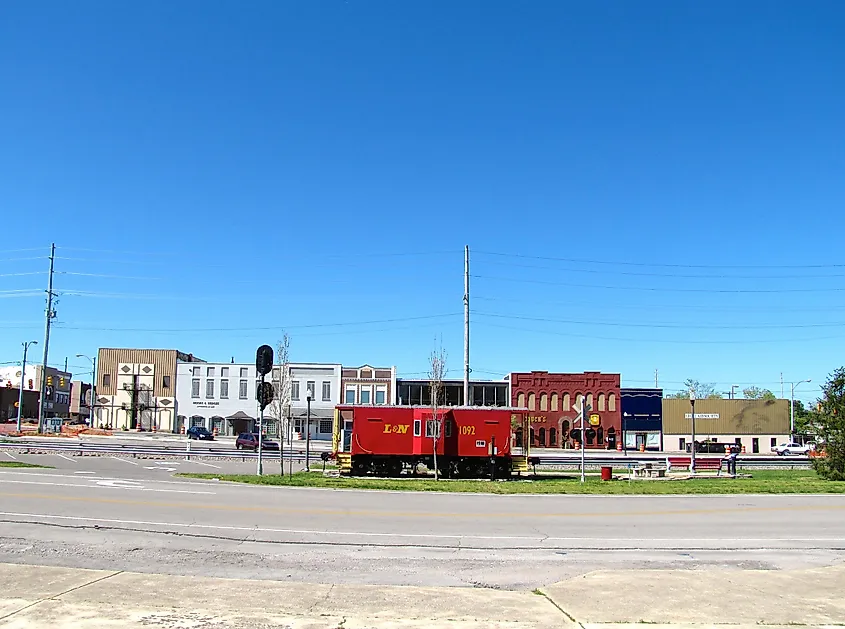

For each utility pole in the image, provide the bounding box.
[689,389,697,474]
[780,373,784,399]
[18,341,37,432]
[37,243,56,434]
[463,245,470,406]
[654,369,658,388]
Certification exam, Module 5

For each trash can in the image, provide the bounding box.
[601,466,613,481]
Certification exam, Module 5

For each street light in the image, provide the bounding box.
[305,388,313,472]
[17,341,38,432]
[689,388,697,474]
[790,379,811,438]
[76,354,97,426]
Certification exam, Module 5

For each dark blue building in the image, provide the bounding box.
[621,388,663,451]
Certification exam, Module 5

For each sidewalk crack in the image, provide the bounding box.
[534,588,584,628]
[0,570,122,623]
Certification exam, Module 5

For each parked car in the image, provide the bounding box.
[186,426,214,441]
[772,442,811,456]
[235,432,280,451]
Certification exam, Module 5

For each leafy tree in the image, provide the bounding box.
[743,386,776,400]
[666,379,723,399]
[793,400,814,435]
[811,367,845,481]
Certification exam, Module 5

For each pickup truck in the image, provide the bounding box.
[772,442,811,456]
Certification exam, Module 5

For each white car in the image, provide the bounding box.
[772,442,811,456]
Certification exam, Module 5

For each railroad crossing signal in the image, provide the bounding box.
[257,381,274,411]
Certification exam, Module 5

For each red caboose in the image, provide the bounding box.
[332,405,530,478]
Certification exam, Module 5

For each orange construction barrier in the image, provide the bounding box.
[180,425,186,434]
[616,442,622,452]
[741,445,746,454]
[639,444,645,453]
[574,441,581,450]
[213,426,218,437]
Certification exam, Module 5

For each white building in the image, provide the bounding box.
[174,361,342,441]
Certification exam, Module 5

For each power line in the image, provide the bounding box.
[472,274,845,293]
[58,246,462,259]
[474,250,845,270]
[473,311,845,330]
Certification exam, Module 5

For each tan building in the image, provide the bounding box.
[342,365,396,406]
[94,349,203,431]
[662,398,790,454]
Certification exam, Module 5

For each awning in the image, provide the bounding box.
[225,410,255,421]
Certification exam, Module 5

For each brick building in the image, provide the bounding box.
[509,371,622,449]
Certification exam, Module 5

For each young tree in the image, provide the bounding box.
[742,386,776,400]
[428,343,447,480]
[811,367,845,480]
[666,379,722,399]
[268,334,291,476]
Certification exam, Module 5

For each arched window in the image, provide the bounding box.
[515,427,523,448]
[549,427,557,446]
[551,393,559,411]
[538,427,546,447]
[586,428,596,445]
[563,393,570,410]
[530,427,535,445]
[608,393,616,411]
[598,393,606,412]
[517,392,525,408]
[575,393,583,409]
[540,393,548,411]
[561,420,570,442]
[597,426,604,445]
[586,393,593,409]
[528,392,536,411]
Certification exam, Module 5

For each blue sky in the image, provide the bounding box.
[2,0,843,403]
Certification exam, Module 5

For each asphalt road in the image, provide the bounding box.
[0,452,843,589]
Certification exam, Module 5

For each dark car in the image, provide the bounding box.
[187,426,215,440]
[235,432,279,451]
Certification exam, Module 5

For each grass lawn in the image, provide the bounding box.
[176,469,845,494]
[0,461,49,469]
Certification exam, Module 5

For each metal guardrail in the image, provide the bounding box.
[0,440,310,461]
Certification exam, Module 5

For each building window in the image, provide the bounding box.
[192,366,200,376]
[239,380,248,399]
[360,388,371,404]
[771,437,777,449]
[517,392,525,408]
[550,427,557,446]
[221,367,229,377]
[679,438,686,451]
[207,367,215,377]
[608,393,616,412]
[528,392,536,411]
[575,393,583,409]
[586,393,593,409]
[206,380,214,398]
[563,393,570,411]
[103,373,111,387]
[240,367,248,378]
[598,393,606,411]
[319,419,333,434]
[375,386,386,405]
[322,381,331,402]
[191,379,200,398]
[306,381,315,400]
[345,387,356,404]
[291,381,300,401]
[540,393,548,411]
[220,380,229,399]
[551,393,558,411]
[162,376,171,389]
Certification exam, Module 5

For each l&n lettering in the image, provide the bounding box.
[383,424,410,434]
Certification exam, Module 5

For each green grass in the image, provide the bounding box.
[0,461,50,469]
[175,469,845,494]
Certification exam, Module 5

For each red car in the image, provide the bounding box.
[235,432,279,451]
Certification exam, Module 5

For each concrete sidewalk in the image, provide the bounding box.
[0,562,842,628]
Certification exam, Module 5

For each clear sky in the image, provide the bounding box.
[2,0,843,404]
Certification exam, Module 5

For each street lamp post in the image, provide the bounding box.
[75,354,97,426]
[790,379,811,438]
[18,341,38,432]
[305,388,313,472]
[689,389,697,474]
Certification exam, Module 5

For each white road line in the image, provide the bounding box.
[74,471,97,475]
[0,479,214,495]
[0,511,840,544]
[192,461,221,469]
[56,454,77,463]
[110,456,139,466]
[3,451,17,460]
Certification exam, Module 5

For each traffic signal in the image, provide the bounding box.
[5,381,10,389]
[47,376,53,387]
[28,379,33,389]
[255,345,274,376]
[14,402,19,408]
[59,377,65,388]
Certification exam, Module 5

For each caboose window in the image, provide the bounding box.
[413,419,421,436]
[425,419,440,438]
[445,420,452,437]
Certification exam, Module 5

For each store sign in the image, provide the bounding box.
[194,401,220,409]
[684,413,719,419]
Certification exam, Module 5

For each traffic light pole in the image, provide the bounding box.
[37,243,56,434]
[257,373,264,477]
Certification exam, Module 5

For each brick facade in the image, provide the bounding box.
[509,371,621,449]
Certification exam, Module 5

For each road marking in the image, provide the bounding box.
[144,466,177,472]
[56,454,77,463]
[0,480,214,495]
[74,471,97,475]
[3,451,17,460]
[192,461,221,469]
[0,510,842,546]
[0,490,843,520]
[110,457,139,466]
